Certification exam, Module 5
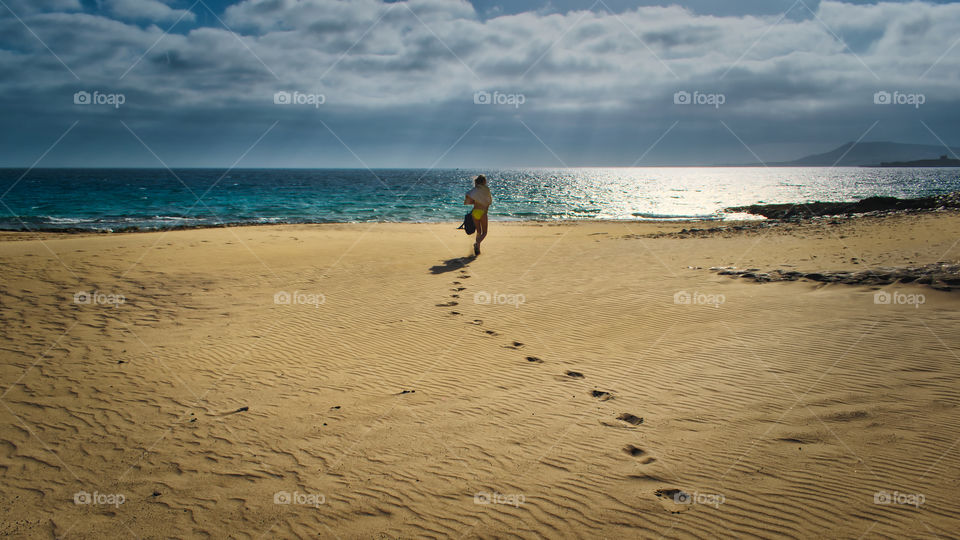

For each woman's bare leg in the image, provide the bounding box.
[474,214,488,253]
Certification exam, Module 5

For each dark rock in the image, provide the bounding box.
[725,191,960,219]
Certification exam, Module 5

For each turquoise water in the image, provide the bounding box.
[1,167,958,231]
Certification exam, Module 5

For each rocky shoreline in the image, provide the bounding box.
[726,191,960,220]
[626,191,960,240]
[710,262,960,291]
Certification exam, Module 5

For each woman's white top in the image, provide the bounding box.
[467,185,492,207]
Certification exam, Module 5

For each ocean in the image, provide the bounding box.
[1,167,958,232]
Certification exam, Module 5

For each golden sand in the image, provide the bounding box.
[1,213,959,538]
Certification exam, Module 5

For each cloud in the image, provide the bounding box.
[1,0,959,166]
[100,0,197,23]
[1,0,82,15]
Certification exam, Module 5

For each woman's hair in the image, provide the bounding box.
[474,174,487,185]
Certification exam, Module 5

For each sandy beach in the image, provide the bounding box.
[1,211,959,538]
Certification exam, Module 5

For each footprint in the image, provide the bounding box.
[450,311,461,315]
[452,281,461,285]
[591,390,614,401]
[451,294,460,299]
[623,445,646,457]
[468,319,483,325]
[456,287,466,291]
[484,330,499,336]
[654,488,693,511]
[504,341,525,350]
[617,413,643,425]
[565,371,585,379]
[436,301,458,307]
[655,488,687,500]
[525,356,544,363]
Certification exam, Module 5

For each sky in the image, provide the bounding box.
[0,0,958,167]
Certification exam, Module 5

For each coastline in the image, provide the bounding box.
[4,190,957,235]
[4,169,959,234]
[0,217,729,235]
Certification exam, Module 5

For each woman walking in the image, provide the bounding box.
[464,175,492,255]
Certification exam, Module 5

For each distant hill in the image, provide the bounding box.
[879,155,960,167]
[739,142,960,167]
